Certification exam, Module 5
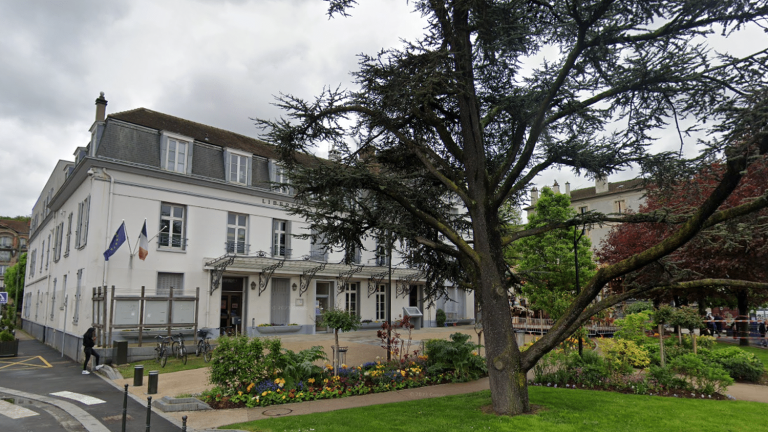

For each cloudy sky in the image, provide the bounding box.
[1,1,766,218]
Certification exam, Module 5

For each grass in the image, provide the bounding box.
[117,353,211,378]
[713,341,768,371]
[222,387,768,432]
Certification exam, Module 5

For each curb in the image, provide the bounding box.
[0,386,110,432]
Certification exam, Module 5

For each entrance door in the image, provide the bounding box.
[271,278,290,326]
[315,281,333,332]
[220,277,244,335]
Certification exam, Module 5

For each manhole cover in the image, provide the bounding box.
[262,408,292,416]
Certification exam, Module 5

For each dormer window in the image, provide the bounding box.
[225,149,252,185]
[160,132,194,174]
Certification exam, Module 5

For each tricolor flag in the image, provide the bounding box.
[138,221,149,261]
[103,222,127,261]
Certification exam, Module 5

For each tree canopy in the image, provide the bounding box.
[258,0,768,415]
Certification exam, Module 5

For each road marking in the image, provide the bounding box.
[0,355,53,371]
[0,398,39,419]
[50,391,106,406]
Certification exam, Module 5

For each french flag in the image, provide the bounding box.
[138,221,149,261]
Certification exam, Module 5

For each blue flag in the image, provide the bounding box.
[103,222,127,261]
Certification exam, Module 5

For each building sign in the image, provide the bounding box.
[0,292,7,304]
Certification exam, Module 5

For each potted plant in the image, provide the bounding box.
[0,304,19,357]
[436,309,446,327]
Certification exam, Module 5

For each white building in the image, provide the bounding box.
[23,94,474,360]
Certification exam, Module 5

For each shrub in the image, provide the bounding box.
[647,365,688,390]
[270,345,328,388]
[0,329,14,342]
[600,339,650,375]
[669,353,733,395]
[614,311,653,345]
[624,301,653,315]
[436,309,446,327]
[209,336,277,390]
[703,347,765,382]
[425,332,486,379]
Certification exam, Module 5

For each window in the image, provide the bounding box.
[375,240,390,267]
[75,196,90,248]
[344,282,359,316]
[345,244,361,264]
[24,293,31,318]
[50,278,57,321]
[274,165,289,194]
[614,200,626,214]
[29,250,36,277]
[20,238,27,248]
[578,206,588,214]
[310,230,328,262]
[46,234,51,269]
[53,222,63,262]
[65,213,72,256]
[272,219,290,258]
[40,240,45,272]
[0,236,11,247]
[375,284,386,321]
[0,265,8,276]
[0,251,10,262]
[73,269,83,324]
[163,138,188,173]
[157,272,184,296]
[62,275,67,308]
[226,213,248,254]
[159,203,186,249]
[228,153,249,184]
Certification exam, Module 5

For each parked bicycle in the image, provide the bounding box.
[155,335,173,368]
[220,326,236,337]
[195,328,213,363]
[170,333,188,365]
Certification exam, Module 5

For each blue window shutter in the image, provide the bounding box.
[186,142,194,175]
[160,137,168,170]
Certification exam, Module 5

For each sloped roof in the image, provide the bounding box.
[108,108,282,160]
[0,219,30,235]
[570,178,644,201]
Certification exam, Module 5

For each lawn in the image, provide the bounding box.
[117,354,211,378]
[713,341,768,371]
[222,387,768,432]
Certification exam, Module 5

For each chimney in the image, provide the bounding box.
[95,92,108,122]
[531,187,539,206]
[552,180,560,194]
[565,181,571,196]
[595,176,608,194]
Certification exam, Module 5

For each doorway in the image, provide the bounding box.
[220,277,244,335]
[271,278,291,326]
[315,281,334,332]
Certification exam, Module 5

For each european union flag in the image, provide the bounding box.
[103,222,127,261]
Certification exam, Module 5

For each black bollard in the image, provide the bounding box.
[145,396,152,432]
[122,384,128,432]
[182,415,188,432]
[134,365,144,386]
[147,371,159,395]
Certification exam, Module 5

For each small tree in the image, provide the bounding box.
[319,308,361,374]
[4,253,26,311]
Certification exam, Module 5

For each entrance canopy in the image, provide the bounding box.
[204,254,426,297]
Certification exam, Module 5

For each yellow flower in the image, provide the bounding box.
[323,378,329,383]
[308,378,315,384]
[341,364,347,368]
[238,391,243,396]
[282,396,286,400]
[262,391,267,396]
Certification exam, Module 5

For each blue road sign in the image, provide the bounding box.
[0,292,7,304]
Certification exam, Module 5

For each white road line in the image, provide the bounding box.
[0,398,39,419]
[49,391,106,406]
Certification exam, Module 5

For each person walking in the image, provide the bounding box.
[759,319,767,347]
[82,327,103,375]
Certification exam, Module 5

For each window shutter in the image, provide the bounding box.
[285,221,292,257]
[160,137,168,170]
[223,150,232,182]
[272,219,279,254]
[75,202,82,248]
[83,196,90,245]
[268,160,277,183]
[186,142,194,174]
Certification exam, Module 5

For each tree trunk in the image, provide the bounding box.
[658,324,665,368]
[736,290,750,347]
[334,329,340,374]
[477,258,530,415]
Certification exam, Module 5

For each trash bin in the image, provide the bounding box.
[402,307,423,330]
[113,341,128,365]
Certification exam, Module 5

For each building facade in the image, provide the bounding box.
[0,218,29,291]
[23,94,474,359]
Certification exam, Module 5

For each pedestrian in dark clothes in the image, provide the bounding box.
[759,320,767,347]
[82,327,103,375]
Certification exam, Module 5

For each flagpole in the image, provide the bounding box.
[122,220,132,254]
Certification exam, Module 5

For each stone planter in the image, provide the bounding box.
[255,325,303,335]
[0,339,19,357]
[359,322,384,330]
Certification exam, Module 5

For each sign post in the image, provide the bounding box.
[0,292,8,304]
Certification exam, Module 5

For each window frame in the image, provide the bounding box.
[64,212,72,256]
[159,203,186,250]
[75,196,90,249]
[226,212,248,254]
[0,236,12,248]
[344,282,359,316]
[375,284,386,321]
[160,131,194,174]
[272,219,290,258]
[227,150,251,185]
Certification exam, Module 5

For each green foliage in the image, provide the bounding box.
[0,305,15,341]
[271,345,328,388]
[647,365,688,390]
[702,347,764,382]
[613,311,653,345]
[320,308,362,333]
[209,336,275,390]
[669,353,734,395]
[3,252,26,302]
[652,305,676,326]
[624,301,653,315]
[424,333,486,379]
[436,309,446,327]
[600,339,651,373]
[0,330,14,342]
[514,188,597,319]
[670,306,703,332]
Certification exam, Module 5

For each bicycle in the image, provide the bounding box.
[170,333,188,365]
[155,335,172,368]
[220,326,236,337]
[195,328,213,363]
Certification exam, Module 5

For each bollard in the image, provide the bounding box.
[182,415,188,432]
[145,396,152,432]
[122,384,128,432]
[134,365,144,387]
[147,371,159,395]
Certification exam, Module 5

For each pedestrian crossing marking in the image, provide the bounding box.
[0,355,52,371]
[50,391,106,405]
[0,398,39,419]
